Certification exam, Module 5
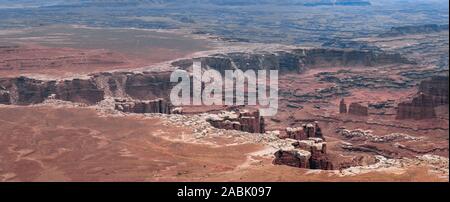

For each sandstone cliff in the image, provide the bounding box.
[348,102,369,116]
[0,47,414,107]
[419,76,449,106]
[172,48,413,74]
[274,137,333,170]
[206,109,265,134]
[285,121,324,140]
[115,98,171,114]
[396,93,437,120]
[0,71,176,105]
[396,76,448,120]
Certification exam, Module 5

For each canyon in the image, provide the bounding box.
[0,47,414,106]
[0,38,448,181]
[0,1,448,182]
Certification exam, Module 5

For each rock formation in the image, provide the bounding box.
[339,98,347,114]
[348,102,369,116]
[0,71,176,105]
[338,128,422,143]
[171,48,413,75]
[0,77,55,104]
[294,138,332,170]
[294,138,326,153]
[206,109,265,133]
[419,76,449,106]
[285,121,324,140]
[396,76,448,120]
[56,79,105,104]
[286,127,307,140]
[0,46,414,107]
[273,149,311,168]
[274,137,333,170]
[396,93,436,120]
[115,98,171,114]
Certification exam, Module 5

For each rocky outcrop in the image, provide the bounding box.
[396,93,436,120]
[114,98,171,114]
[0,71,176,105]
[173,51,305,74]
[0,47,415,106]
[206,109,265,133]
[419,76,449,106]
[273,149,311,168]
[294,138,332,170]
[286,127,307,140]
[341,142,399,159]
[274,137,333,170]
[348,102,368,116]
[310,152,333,170]
[172,48,413,75]
[92,71,175,101]
[0,77,57,105]
[0,45,414,107]
[56,79,104,104]
[0,76,103,105]
[338,128,422,143]
[285,121,324,140]
[294,138,327,154]
[396,76,448,120]
[293,48,412,67]
[317,70,414,90]
[339,98,347,114]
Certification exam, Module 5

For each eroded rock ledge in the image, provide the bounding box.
[114,98,172,114]
[0,47,414,106]
[172,48,414,74]
[397,76,449,120]
[205,109,265,134]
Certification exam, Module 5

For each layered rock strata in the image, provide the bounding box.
[114,98,171,114]
[0,71,175,105]
[418,76,449,106]
[273,150,311,168]
[172,48,413,75]
[206,109,265,133]
[0,47,414,107]
[285,121,324,140]
[348,102,369,116]
[396,76,448,120]
[396,93,436,120]
[339,98,347,114]
[274,137,333,170]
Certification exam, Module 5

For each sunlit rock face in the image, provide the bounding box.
[206,109,265,134]
[114,98,172,114]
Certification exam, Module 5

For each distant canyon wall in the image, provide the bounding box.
[172,48,413,75]
[0,71,175,105]
[379,24,449,38]
[0,48,414,106]
[397,76,449,120]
